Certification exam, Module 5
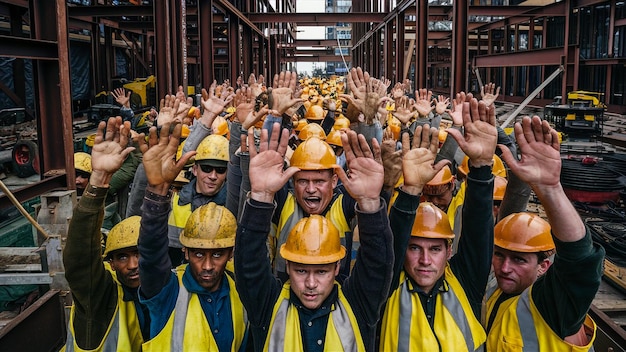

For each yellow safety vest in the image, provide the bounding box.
[64,266,143,352]
[380,266,486,352]
[272,193,352,274]
[486,286,597,352]
[265,282,365,352]
[142,265,247,351]
[167,192,191,245]
[448,180,466,230]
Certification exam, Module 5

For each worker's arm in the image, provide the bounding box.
[63,117,135,349]
[447,98,498,316]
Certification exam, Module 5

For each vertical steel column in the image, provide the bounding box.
[560,0,570,104]
[608,0,616,57]
[29,0,73,186]
[416,0,428,89]
[199,0,214,86]
[384,22,394,79]
[179,0,188,89]
[242,26,253,77]
[10,6,26,105]
[228,17,240,83]
[91,23,104,93]
[168,0,181,90]
[451,0,468,97]
[395,16,405,82]
[104,26,113,87]
[372,31,380,77]
[155,0,172,99]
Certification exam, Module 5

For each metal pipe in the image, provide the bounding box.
[0,180,49,239]
[500,65,564,129]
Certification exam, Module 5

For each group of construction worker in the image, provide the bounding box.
[63,66,604,351]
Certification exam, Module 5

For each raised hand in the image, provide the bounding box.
[173,85,193,122]
[339,68,391,124]
[447,97,498,168]
[391,82,406,100]
[111,88,131,108]
[200,80,235,127]
[233,86,255,124]
[434,95,450,115]
[90,116,135,186]
[269,71,303,116]
[413,88,434,117]
[248,73,265,98]
[499,116,561,189]
[448,91,472,126]
[480,82,500,107]
[401,125,450,195]
[157,94,180,127]
[392,96,416,125]
[381,137,402,191]
[138,123,195,188]
[248,123,299,203]
[334,130,384,212]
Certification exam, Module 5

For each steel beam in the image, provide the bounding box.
[247,12,385,25]
[154,0,171,99]
[452,0,468,96]
[0,35,59,60]
[199,0,214,86]
[474,47,563,67]
[0,290,65,351]
[214,0,264,37]
[288,55,353,63]
[67,5,152,17]
[416,0,428,89]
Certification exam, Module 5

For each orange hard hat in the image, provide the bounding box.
[298,122,327,141]
[212,115,230,140]
[290,137,336,170]
[458,154,506,178]
[294,119,309,133]
[493,175,508,201]
[410,202,455,239]
[280,215,346,264]
[426,165,454,186]
[494,213,555,252]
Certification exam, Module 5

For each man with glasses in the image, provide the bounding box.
[167,134,230,266]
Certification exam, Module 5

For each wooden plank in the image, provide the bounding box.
[604,259,626,293]
[593,299,626,312]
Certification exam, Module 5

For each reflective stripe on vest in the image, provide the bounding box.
[381,267,485,351]
[65,267,143,352]
[266,282,364,352]
[274,193,350,275]
[167,192,191,248]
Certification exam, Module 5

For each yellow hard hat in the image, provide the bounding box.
[387,116,402,140]
[85,134,96,148]
[74,152,92,174]
[180,124,190,138]
[195,134,229,165]
[180,203,236,249]
[212,115,230,140]
[104,216,141,257]
[298,123,326,141]
[305,105,325,121]
[493,175,508,201]
[294,119,309,133]
[410,202,455,239]
[333,116,351,131]
[458,154,506,178]
[326,130,342,147]
[188,106,200,119]
[290,137,336,170]
[280,215,346,264]
[494,213,555,252]
[438,129,448,144]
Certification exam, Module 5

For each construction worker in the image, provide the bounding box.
[235,125,393,351]
[380,97,497,351]
[264,135,360,283]
[166,133,230,266]
[136,122,248,351]
[64,117,148,351]
[74,152,92,194]
[486,116,604,351]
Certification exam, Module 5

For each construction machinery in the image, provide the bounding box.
[544,91,607,139]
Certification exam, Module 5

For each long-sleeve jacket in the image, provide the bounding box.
[234,197,394,352]
[63,185,148,350]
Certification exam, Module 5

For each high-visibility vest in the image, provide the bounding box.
[380,267,486,351]
[264,282,365,352]
[64,267,143,352]
[142,265,247,352]
[486,286,596,352]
